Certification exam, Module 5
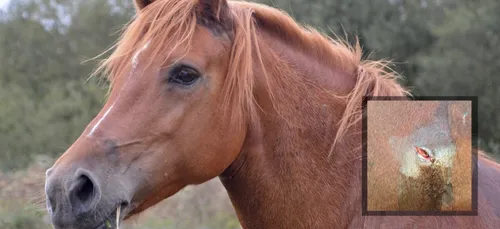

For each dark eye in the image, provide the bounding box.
[168,66,200,85]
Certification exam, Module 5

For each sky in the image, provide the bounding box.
[0,0,9,10]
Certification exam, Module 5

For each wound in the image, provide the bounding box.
[415,146,432,162]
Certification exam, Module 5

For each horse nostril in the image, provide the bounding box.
[69,173,99,213]
[78,175,94,202]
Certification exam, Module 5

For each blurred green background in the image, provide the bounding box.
[0,0,498,228]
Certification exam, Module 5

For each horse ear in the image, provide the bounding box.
[197,0,230,22]
[196,0,232,36]
[134,0,154,11]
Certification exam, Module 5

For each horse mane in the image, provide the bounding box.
[233,2,410,150]
[92,0,410,149]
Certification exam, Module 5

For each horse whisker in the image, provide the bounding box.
[116,204,121,229]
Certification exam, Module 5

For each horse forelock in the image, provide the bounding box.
[92,0,199,87]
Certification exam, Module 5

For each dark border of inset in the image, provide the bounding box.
[361,96,478,216]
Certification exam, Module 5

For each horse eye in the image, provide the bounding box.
[168,66,200,85]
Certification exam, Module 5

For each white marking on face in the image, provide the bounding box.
[132,40,151,69]
[87,105,115,136]
[86,40,151,137]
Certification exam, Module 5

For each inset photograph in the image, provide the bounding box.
[363,97,477,215]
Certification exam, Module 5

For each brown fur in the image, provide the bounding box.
[398,165,448,211]
[46,0,500,229]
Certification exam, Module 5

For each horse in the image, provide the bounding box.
[367,100,475,212]
[43,0,500,228]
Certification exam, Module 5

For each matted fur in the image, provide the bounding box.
[93,0,409,146]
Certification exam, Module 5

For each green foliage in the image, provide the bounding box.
[0,200,50,229]
[414,0,500,153]
[255,0,437,86]
[0,0,133,171]
[0,0,498,166]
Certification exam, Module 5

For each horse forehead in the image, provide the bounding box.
[151,26,230,69]
[193,26,231,56]
[111,27,231,93]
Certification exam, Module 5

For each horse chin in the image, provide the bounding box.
[94,203,128,229]
[57,202,129,229]
[123,198,164,220]
[124,181,186,220]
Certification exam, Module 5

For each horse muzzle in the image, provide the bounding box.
[43,137,142,229]
[45,164,132,229]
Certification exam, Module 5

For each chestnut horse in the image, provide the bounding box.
[44,0,500,228]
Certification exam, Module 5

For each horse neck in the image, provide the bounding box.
[219,31,363,229]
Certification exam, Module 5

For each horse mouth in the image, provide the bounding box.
[91,202,129,229]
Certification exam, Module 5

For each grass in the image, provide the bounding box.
[0,199,50,229]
